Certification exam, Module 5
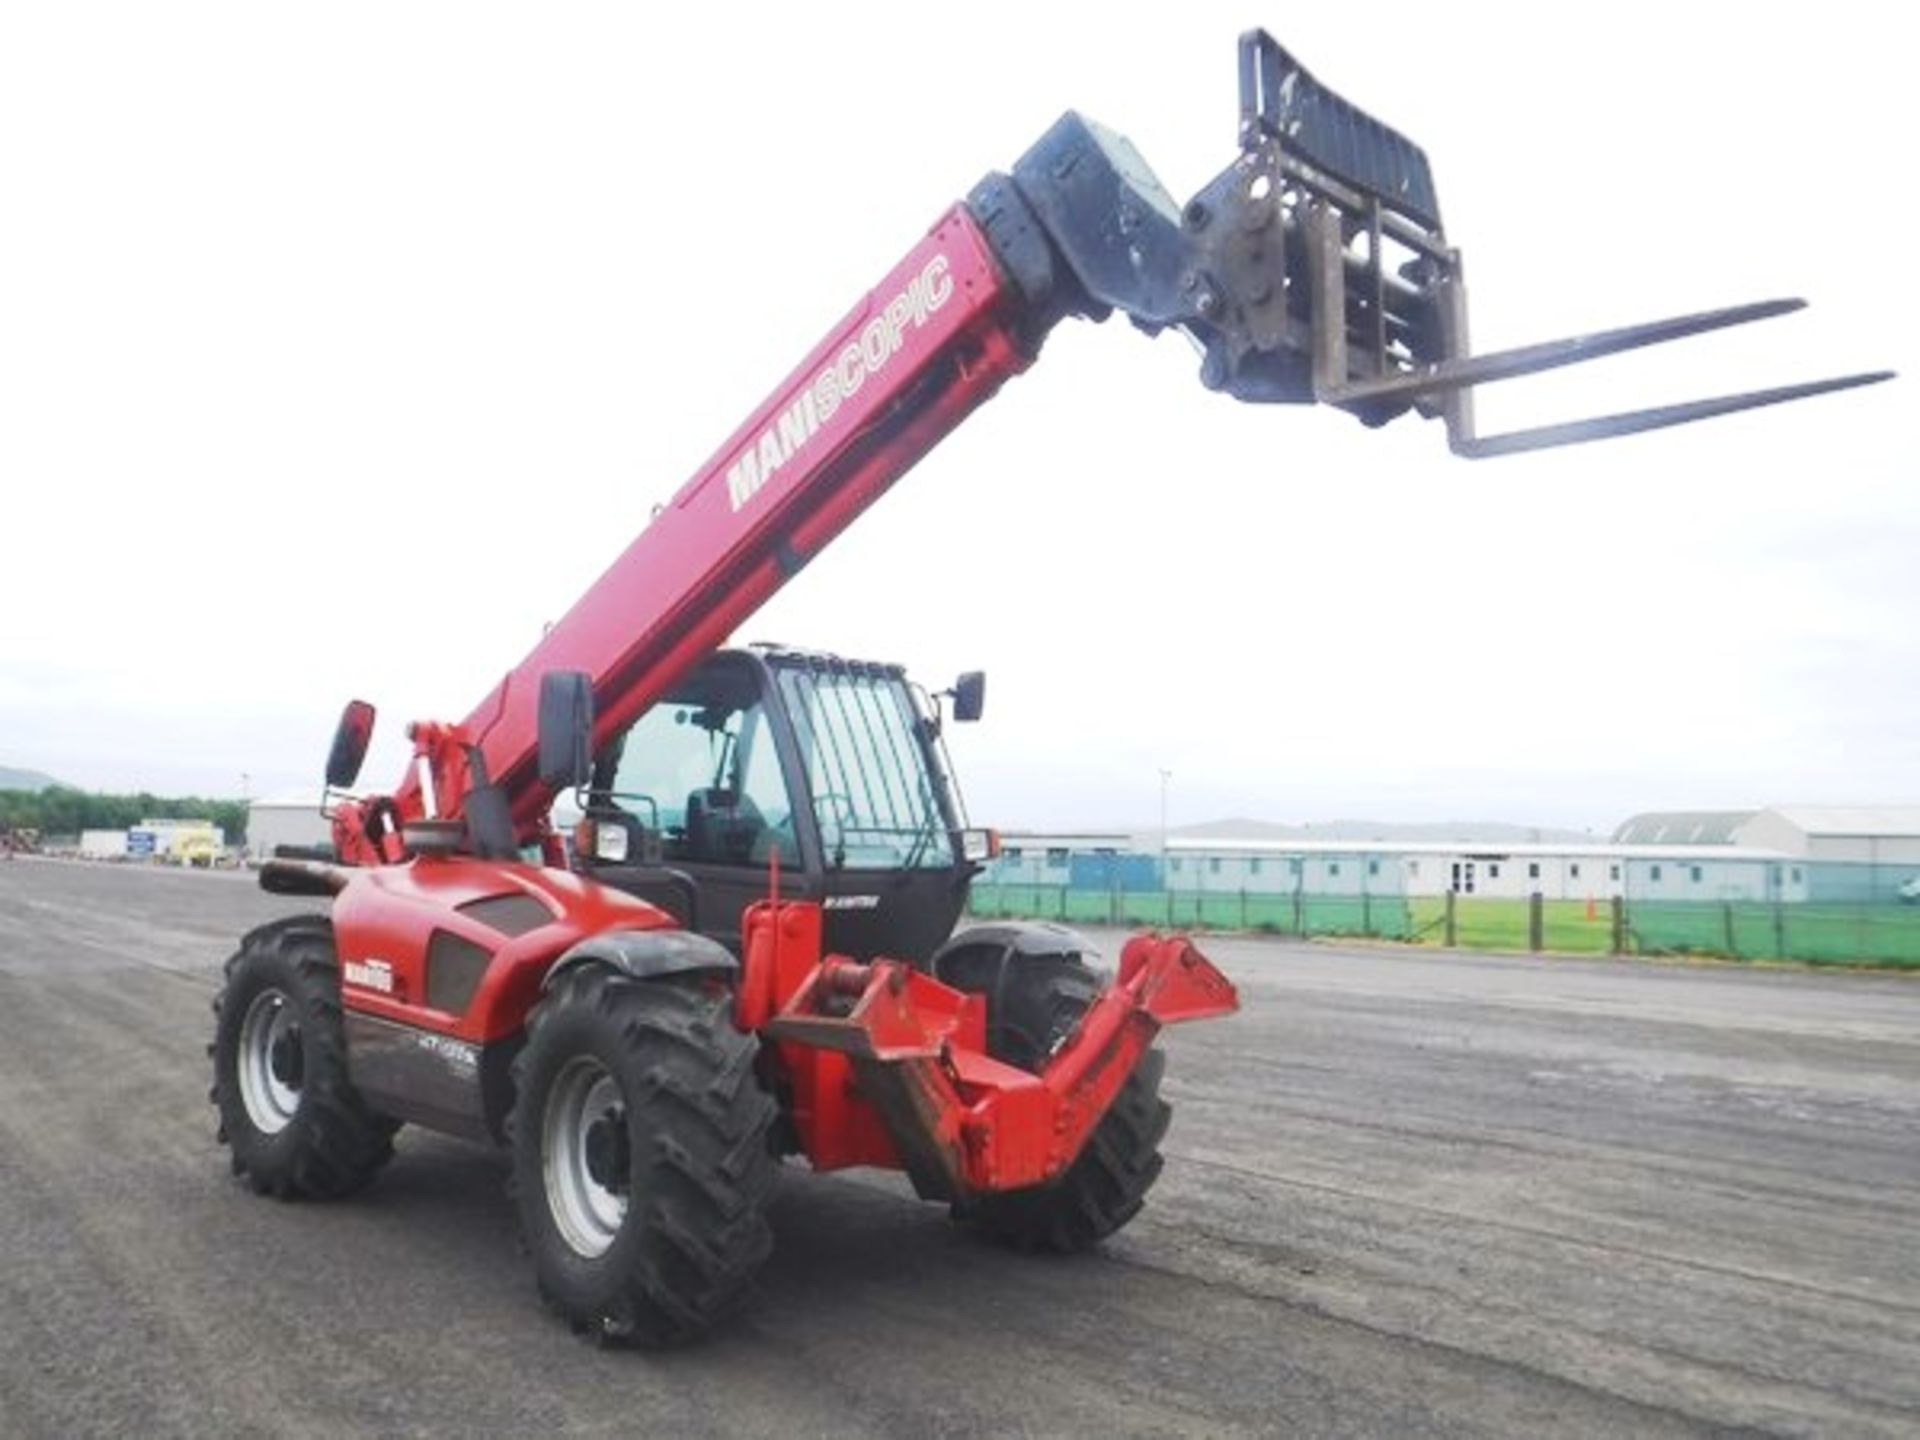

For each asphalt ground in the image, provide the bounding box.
[2,858,1917,1438]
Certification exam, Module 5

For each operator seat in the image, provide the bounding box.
[684,787,767,866]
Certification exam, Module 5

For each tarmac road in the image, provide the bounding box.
[2,858,1917,1438]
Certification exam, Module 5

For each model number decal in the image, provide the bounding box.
[726,254,954,514]
[343,958,395,993]
[415,1033,479,1071]
[822,895,881,911]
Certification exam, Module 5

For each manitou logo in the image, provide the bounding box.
[726,254,954,513]
[343,958,395,994]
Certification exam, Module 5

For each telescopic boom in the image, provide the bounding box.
[330,31,1887,861]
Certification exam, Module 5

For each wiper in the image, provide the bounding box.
[899,786,944,870]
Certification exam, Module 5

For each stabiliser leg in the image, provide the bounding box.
[743,906,1237,1201]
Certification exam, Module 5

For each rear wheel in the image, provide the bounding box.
[210,915,398,1198]
[936,933,1173,1251]
[509,967,777,1345]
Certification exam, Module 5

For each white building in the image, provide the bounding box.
[993,831,1131,884]
[1617,806,1920,900]
[246,794,333,861]
[79,829,129,860]
[1164,838,1805,902]
[1725,807,1920,866]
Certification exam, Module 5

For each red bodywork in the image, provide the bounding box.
[321,199,1237,1197]
[330,860,671,1045]
[327,852,1236,1196]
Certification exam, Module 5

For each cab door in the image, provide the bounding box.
[770,661,971,965]
[581,654,812,955]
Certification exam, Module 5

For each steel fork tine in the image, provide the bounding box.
[1450,371,1896,459]
[1324,299,1810,406]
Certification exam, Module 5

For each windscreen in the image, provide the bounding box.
[775,663,954,870]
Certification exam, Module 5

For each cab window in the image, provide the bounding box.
[603,691,795,867]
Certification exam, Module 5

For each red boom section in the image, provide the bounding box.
[392,207,1033,836]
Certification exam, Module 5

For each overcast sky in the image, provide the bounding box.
[2,2,1912,833]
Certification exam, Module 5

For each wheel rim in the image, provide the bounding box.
[542,1056,630,1259]
[237,988,302,1134]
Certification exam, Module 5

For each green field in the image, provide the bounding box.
[1410,897,1618,954]
[1402,897,1920,966]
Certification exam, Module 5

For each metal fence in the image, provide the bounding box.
[968,852,1920,967]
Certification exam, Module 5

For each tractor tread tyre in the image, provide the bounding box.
[508,967,777,1347]
[942,950,1173,1253]
[209,914,398,1200]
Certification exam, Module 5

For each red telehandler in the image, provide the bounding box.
[210,32,1888,1343]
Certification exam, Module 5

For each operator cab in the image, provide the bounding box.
[572,646,985,963]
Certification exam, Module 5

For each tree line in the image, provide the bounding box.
[0,787,249,843]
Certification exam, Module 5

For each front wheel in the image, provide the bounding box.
[509,968,777,1345]
[209,915,397,1198]
[936,935,1173,1251]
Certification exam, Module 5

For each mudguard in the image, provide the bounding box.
[930,920,1102,979]
[543,928,738,992]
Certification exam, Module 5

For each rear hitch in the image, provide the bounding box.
[752,908,1237,1202]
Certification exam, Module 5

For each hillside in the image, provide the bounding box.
[1172,816,1593,845]
[0,766,65,792]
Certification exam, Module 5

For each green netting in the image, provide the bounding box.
[1631,901,1920,966]
[965,886,1413,941]
[967,887,1920,967]
[1625,902,1724,953]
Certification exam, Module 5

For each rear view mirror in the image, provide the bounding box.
[952,671,986,723]
[538,671,595,790]
[325,700,376,789]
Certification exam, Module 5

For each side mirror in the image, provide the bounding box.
[538,671,595,790]
[325,700,376,789]
[952,671,986,723]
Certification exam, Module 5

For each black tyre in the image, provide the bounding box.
[210,914,398,1199]
[509,967,777,1346]
[937,938,1173,1252]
